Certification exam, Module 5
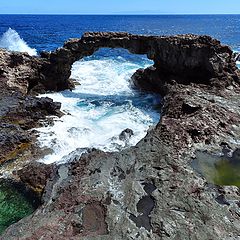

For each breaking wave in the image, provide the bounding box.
[37,50,161,164]
[0,28,37,56]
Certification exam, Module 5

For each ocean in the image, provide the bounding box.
[0,15,240,52]
[0,15,239,164]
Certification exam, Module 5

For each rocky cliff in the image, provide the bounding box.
[1,32,240,239]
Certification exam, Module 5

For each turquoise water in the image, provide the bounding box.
[0,181,38,234]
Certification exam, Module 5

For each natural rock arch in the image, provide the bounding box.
[37,32,239,94]
[1,32,240,240]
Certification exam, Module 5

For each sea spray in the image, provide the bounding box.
[0,28,37,56]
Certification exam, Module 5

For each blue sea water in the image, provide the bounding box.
[0,15,239,163]
[0,15,239,51]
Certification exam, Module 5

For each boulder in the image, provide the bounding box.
[119,128,134,141]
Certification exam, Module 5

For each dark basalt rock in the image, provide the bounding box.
[230,148,240,165]
[1,32,240,239]
[16,162,57,198]
[129,182,156,231]
[131,66,167,94]
[119,128,134,141]
[38,32,239,93]
[1,32,239,94]
[0,49,62,166]
[234,52,240,62]
[0,93,62,165]
[0,124,31,165]
[0,49,42,94]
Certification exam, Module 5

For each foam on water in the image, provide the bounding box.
[0,28,37,56]
[37,52,160,164]
[237,61,240,68]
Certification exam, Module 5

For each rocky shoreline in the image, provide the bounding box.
[0,32,240,239]
[0,49,63,176]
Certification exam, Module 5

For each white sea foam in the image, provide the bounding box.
[37,56,160,164]
[0,28,37,56]
[237,61,240,68]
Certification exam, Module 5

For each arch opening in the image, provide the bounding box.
[37,48,161,164]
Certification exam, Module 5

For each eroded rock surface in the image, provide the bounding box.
[0,49,62,169]
[1,32,240,239]
[39,32,239,94]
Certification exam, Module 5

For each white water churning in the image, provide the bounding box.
[37,49,161,164]
[0,28,37,56]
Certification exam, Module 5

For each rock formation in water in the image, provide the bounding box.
[36,32,239,94]
[1,32,240,239]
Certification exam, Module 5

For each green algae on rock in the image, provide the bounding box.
[192,149,240,187]
[0,180,39,234]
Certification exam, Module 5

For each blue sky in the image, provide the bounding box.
[1,0,240,14]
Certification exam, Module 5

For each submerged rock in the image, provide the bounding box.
[119,128,134,141]
[192,148,240,187]
[230,148,240,165]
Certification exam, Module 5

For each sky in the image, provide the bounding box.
[1,0,240,14]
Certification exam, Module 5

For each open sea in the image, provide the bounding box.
[0,15,239,163]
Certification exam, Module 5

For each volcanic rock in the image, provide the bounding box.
[119,128,134,141]
[38,32,239,93]
[234,52,240,62]
[0,49,62,167]
[1,32,240,239]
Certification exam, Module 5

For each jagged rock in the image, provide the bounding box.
[41,32,239,92]
[0,49,42,94]
[0,93,62,166]
[234,52,240,62]
[0,49,62,166]
[0,124,31,165]
[119,128,134,141]
[16,162,57,198]
[1,32,240,239]
[2,32,239,94]
[131,66,166,94]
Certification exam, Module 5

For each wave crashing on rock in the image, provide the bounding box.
[0,28,37,56]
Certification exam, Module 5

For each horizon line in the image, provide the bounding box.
[0,13,240,15]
